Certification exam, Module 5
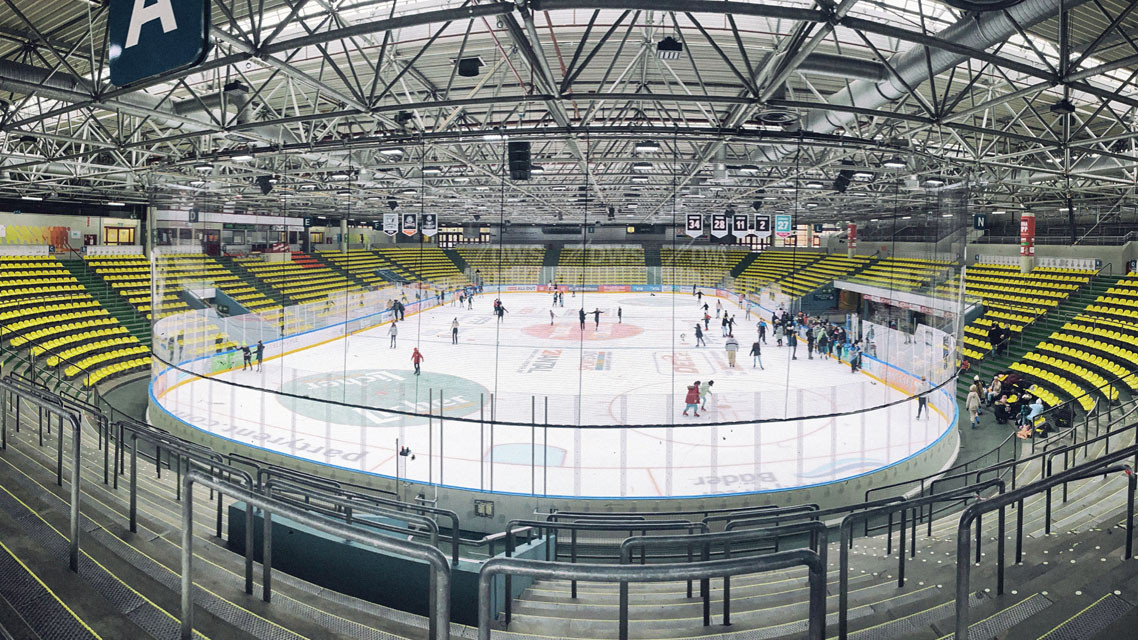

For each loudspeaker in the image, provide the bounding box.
[508,141,531,181]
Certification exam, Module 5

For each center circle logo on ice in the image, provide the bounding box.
[278,369,487,427]
[523,323,644,341]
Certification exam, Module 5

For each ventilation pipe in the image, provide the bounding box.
[758,0,1090,161]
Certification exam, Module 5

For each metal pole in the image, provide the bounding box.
[263,511,273,603]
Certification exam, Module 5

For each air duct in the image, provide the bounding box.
[759,0,1090,161]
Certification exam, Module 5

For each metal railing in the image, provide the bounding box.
[0,378,82,572]
[953,447,1137,640]
[478,549,827,640]
[618,521,829,637]
[181,472,452,640]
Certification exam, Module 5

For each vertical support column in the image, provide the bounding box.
[1019,210,1036,273]
[847,222,857,259]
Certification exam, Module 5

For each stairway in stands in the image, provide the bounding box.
[215,255,292,308]
[305,251,373,290]
[957,273,1126,401]
[59,259,152,347]
[444,249,469,274]
[497,419,1138,639]
[729,251,760,278]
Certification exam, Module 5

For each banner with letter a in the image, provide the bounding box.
[684,213,703,238]
[108,0,210,86]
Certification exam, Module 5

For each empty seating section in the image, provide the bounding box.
[733,250,823,293]
[957,264,1092,361]
[660,247,749,287]
[86,253,262,319]
[849,256,950,291]
[457,246,544,284]
[318,249,396,287]
[557,246,646,284]
[1007,272,1138,410]
[0,255,149,387]
[375,246,465,285]
[772,254,872,297]
[233,253,362,303]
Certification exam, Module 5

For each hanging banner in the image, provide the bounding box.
[847,223,857,250]
[754,215,771,239]
[732,213,749,237]
[401,213,418,237]
[684,213,703,238]
[383,213,398,236]
[1019,211,1035,256]
[774,214,793,238]
[421,213,438,237]
[710,213,729,238]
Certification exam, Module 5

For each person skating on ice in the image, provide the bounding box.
[579,308,587,330]
[715,300,722,318]
[549,309,555,325]
[750,339,764,369]
[721,314,729,337]
[451,318,459,344]
[682,381,701,417]
[703,311,711,331]
[728,314,736,335]
[694,324,706,347]
[806,322,816,359]
[241,343,252,370]
[787,325,798,359]
[700,380,714,411]
[389,322,398,348]
[724,333,739,367]
[255,340,264,371]
[696,290,703,302]
[495,304,508,322]
[617,307,622,323]
[411,347,424,375]
[592,307,604,329]
[915,375,930,419]
[757,318,767,344]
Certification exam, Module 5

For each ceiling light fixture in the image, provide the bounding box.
[20,195,42,201]
[630,175,649,183]
[230,152,254,162]
[634,140,660,153]
[925,177,945,187]
[632,162,653,172]
[107,201,125,206]
[882,156,906,169]
[529,165,545,175]
[379,148,405,157]
[193,161,213,172]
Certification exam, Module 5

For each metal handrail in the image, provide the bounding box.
[702,503,819,527]
[477,549,826,640]
[264,479,441,552]
[0,378,82,572]
[182,472,452,640]
[618,521,829,637]
[953,450,1137,640]
[502,518,709,621]
[836,478,1005,639]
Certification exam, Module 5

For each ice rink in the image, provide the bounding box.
[152,291,955,498]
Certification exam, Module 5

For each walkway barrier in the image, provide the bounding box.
[477,549,827,640]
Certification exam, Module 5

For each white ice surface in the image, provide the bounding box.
[154,292,953,498]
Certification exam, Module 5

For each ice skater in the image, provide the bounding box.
[579,308,587,330]
[750,339,764,369]
[724,334,739,368]
[683,381,701,417]
[721,315,729,337]
[757,319,767,344]
[703,312,711,331]
[241,343,252,370]
[255,340,264,371]
[715,300,722,318]
[389,322,398,348]
[411,347,424,375]
[694,324,706,347]
[451,318,459,344]
[700,380,714,411]
[696,290,703,302]
[550,309,555,325]
[916,376,930,420]
[617,307,622,323]
[592,307,604,329]
[495,304,508,322]
[787,326,798,359]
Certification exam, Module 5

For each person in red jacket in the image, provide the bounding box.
[682,381,702,417]
[411,347,424,375]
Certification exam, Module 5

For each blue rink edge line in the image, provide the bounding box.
[148,284,959,501]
